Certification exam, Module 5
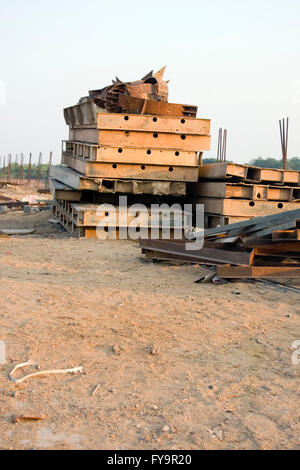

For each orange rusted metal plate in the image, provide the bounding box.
[95,147,198,166]
[118,94,198,117]
[97,113,210,135]
[61,154,199,182]
[99,130,211,152]
[63,143,199,166]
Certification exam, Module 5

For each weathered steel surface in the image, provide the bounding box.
[198,162,300,185]
[61,154,199,182]
[64,98,98,126]
[52,198,188,238]
[50,165,99,191]
[97,113,210,135]
[98,130,210,151]
[195,197,300,218]
[49,179,82,202]
[204,214,248,228]
[272,229,300,241]
[50,164,186,196]
[204,208,300,238]
[218,265,300,279]
[118,94,198,117]
[95,178,186,196]
[188,182,295,202]
[140,238,254,266]
[89,67,169,113]
[63,147,199,167]
[65,202,186,228]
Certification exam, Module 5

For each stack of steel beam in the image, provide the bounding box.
[187,162,300,228]
[61,112,210,182]
[50,69,211,238]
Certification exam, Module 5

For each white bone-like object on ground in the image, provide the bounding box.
[9,360,83,384]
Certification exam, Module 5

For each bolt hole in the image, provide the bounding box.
[124,116,129,121]
[118,148,123,153]
[141,165,146,170]
[181,134,186,140]
[104,227,109,232]
[112,164,118,169]
[257,193,261,199]
[181,119,185,124]
[169,167,174,172]
[153,133,158,138]
[278,203,283,209]
[147,150,151,155]
[153,117,158,122]
[175,151,180,156]
[249,201,255,207]
[105,212,109,217]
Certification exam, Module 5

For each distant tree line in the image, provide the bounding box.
[0,163,50,180]
[202,157,300,170]
[247,157,300,170]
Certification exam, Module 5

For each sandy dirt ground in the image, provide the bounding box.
[0,209,300,450]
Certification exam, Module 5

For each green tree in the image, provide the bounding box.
[248,157,300,170]
[202,158,218,164]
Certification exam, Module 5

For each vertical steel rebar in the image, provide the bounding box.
[217,128,227,162]
[222,129,227,162]
[217,128,222,162]
[279,118,289,170]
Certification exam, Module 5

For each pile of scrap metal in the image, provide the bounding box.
[64,67,198,125]
[140,209,300,280]
[89,66,169,112]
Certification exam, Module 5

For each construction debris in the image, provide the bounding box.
[63,67,195,118]
[118,94,198,118]
[113,345,121,356]
[11,414,46,424]
[89,67,169,113]
[141,209,300,280]
[91,384,101,397]
[140,238,253,266]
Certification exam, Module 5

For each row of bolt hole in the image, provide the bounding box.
[101,226,142,232]
[103,204,284,216]
[249,201,283,209]
[103,208,142,232]
[104,211,141,217]
[118,148,180,157]
[124,131,186,140]
[112,163,174,172]
[124,116,186,140]
[124,115,186,125]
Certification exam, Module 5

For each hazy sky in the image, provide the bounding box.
[1,0,300,164]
